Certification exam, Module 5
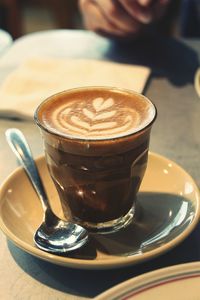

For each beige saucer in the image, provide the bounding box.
[0,152,199,270]
[195,68,200,98]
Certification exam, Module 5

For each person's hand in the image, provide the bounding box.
[79,0,171,38]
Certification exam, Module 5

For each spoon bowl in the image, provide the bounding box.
[5,128,89,254]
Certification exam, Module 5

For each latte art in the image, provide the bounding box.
[37,87,156,141]
[52,97,141,139]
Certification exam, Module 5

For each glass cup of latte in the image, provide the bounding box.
[35,86,157,234]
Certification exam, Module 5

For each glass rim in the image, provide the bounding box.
[34,86,157,142]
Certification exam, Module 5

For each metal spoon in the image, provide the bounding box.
[5,128,89,254]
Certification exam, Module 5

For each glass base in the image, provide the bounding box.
[76,205,135,234]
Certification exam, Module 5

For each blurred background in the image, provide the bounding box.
[0,0,199,40]
[0,0,83,39]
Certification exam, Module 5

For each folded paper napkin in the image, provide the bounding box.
[0,57,150,119]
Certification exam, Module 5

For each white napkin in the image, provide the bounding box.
[0,57,150,119]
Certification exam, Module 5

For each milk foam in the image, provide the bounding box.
[48,96,152,139]
[39,89,156,140]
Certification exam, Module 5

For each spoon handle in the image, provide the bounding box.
[5,128,50,212]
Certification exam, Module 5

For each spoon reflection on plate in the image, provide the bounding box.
[5,128,89,254]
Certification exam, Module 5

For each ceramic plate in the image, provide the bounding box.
[0,152,199,269]
[195,68,200,98]
[95,261,200,299]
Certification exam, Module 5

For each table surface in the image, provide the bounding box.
[0,30,200,300]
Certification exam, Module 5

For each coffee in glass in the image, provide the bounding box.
[35,86,156,233]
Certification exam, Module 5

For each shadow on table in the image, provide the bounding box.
[105,34,199,88]
[7,191,200,298]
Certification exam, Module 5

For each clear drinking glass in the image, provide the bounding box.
[35,86,157,234]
